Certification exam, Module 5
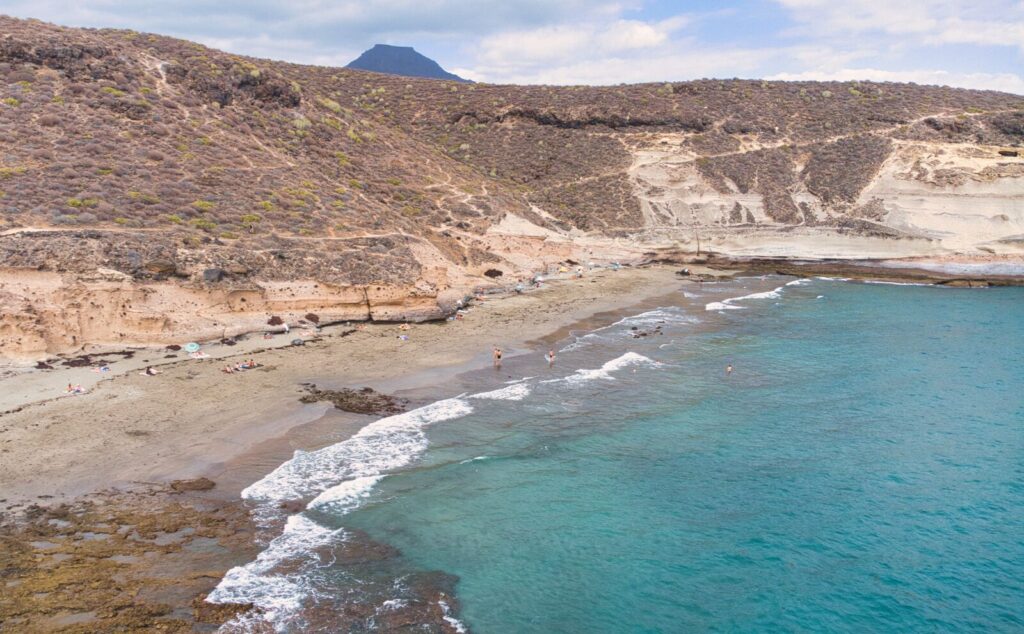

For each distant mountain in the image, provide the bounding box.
[346,44,469,82]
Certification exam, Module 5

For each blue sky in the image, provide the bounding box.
[4,1,1023,92]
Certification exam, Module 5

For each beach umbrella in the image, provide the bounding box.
[184,342,200,353]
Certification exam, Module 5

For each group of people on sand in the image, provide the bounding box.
[222,359,260,374]
[65,383,85,394]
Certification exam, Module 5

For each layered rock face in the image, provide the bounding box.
[0,16,1021,358]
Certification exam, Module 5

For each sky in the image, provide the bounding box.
[3,1,1023,93]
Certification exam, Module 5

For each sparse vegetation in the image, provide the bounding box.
[0,12,1019,267]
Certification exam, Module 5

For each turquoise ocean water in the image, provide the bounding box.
[211,277,1024,632]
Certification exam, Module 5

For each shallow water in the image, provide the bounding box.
[214,278,1024,632]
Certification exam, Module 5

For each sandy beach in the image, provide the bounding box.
[0,265,696,505]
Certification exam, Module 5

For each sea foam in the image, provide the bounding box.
[214,397,474,631]
[471,382,531,401]
[208,513,344,630]
[307,475,384,512]
[545,351,660,386]
[706,285,786,311]
[561,307,692,351]
[242,397,473,506]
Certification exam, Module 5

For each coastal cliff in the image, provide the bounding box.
[1,16,1022,358]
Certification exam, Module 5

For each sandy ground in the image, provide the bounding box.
[0,265,695,505]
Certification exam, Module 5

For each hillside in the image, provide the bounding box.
[346,44,468,82]
[1,15,1022,358]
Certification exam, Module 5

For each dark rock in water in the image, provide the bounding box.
[299,383,407,415]
[203,268,224,283]
[278,499,304,513]
[169,477,216,492]
[346,44,469,82]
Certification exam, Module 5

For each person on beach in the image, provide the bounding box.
[726,364,733,376]
[144,366,161,376]
[546,349,556,366]
[493,347,503,368]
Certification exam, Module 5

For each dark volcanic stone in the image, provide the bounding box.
[299,384,407,415]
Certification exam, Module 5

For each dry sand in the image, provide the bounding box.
[0,265,694,505]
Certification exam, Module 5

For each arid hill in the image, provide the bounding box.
[1,16,1022,358]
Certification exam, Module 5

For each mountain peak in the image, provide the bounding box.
[346,44,469,82]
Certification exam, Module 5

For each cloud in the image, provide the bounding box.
[474,15,690,72]
[775,0,1024,51]
[1,0,1020,92]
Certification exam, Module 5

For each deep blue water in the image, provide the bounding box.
[216,278,1024,632]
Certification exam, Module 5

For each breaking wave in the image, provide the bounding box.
[706,285,786,311]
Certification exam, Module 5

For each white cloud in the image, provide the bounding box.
[775,0,1024,51]
[1,0,1021,92]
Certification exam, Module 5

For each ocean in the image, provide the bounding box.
[209,276,1024,632]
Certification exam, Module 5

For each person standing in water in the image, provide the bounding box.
[546,349,556,366]
[726,364,733,376]
[493,347,503,368]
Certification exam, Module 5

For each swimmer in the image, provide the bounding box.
[493,347,503,368]
[726,364,733,376]
[546,349,556,366]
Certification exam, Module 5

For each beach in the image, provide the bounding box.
[0,265,703,505]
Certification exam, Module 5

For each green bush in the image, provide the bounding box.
[191,200,215,212]
[189,218,217,231]
[317,97,342,113]
[128,191,160,204]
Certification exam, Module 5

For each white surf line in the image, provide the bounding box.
[863,280,933,286]
[470,382,531,401]
[210,397,476,630]
[560,306,693,352]
[706,284,787,311]
[542,351,661,386]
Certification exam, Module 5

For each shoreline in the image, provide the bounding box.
[0,264,701,506]
[0,263,764,632]
[2,267,1010,630]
